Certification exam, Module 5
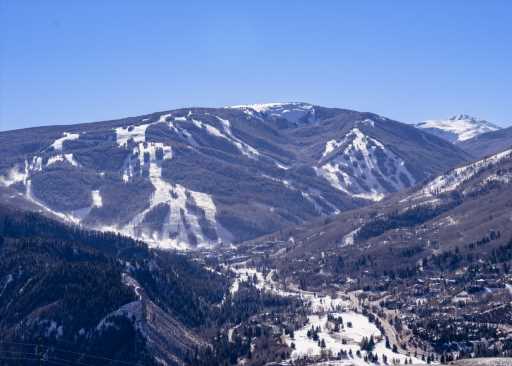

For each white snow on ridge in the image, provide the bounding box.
[158,113,172,123]
[420,148,512,198]
[358,118,375,128]
[417,114,500,142]
[316,128,415,202]
[228,102,292,113]
[402,149,512,203]
[50,132,80,151]
[227,102,315,124]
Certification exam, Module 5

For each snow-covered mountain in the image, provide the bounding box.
[416,114,501,143]
[259,146,512,279]
[226,102,316,125]
[0,103,469,249]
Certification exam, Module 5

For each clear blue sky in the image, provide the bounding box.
[1,0,511,131]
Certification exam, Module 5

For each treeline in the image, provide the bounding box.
[0,205,148,258]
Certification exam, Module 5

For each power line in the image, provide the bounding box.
[0,355,76,366]
[0,341,140,365]
[0,350,90,366]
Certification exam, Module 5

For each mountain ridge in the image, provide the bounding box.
[253,146,512,278]
[458,124,512,158]
[416,114,501,143]
[0,103,470,249]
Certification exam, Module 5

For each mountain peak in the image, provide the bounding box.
[449,113,479,122]
[417,114,501,142]
[226,102,315,124]
[227,102,312,111]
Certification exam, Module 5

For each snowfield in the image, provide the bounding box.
[417,114,500,142]
[50,132,80,151]
[227,102,316,124]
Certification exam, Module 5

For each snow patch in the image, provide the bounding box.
[115,124,150,147]
[46,153,79,167]
[227,102,315,124]
[417,114,500,142]
[0,156,42,187]
[0,165,28,187]
[341,228,361,247]
[323,139,343,158]
[50,132,79,151]
[275,162,291,170]
[91,190,103,208]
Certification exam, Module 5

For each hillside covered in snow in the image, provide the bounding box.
[416,114,501,143]
[0,103,469,249]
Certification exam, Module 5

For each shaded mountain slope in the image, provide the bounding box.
[458,125,512,158]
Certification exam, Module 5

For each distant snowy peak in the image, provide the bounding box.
[417,114,501,142]
[227,102,315,124]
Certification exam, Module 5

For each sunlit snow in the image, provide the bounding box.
[417,114,500,142]
[227,102,315,124]
[50,132,80,151]
[419,148,512,198]
[316,128,415,202]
